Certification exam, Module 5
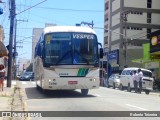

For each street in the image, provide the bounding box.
[10,80,160,120]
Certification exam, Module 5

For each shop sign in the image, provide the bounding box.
[150,30,160,53]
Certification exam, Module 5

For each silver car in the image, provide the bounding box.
[106,74,120,89]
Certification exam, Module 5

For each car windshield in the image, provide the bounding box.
[22,72,33,76]
[44,32,98,66]
[142,70,152,77]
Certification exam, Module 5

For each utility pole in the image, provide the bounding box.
[13,19,28,80]
[13,19,17,80]
[7,0,15,87]
[120,10,131,67]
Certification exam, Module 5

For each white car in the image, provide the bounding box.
[106,74,120,89]
[119,67,153,94]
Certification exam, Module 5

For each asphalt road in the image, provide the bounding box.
[17,81,160,120]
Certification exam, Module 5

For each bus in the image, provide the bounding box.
[33,26,103,95]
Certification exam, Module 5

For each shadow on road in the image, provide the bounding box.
[25,87,96,99]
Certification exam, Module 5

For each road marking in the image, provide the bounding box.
[93,94,102,97]
[125,104,148,110]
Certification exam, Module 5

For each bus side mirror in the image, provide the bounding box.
[99,48,103,59]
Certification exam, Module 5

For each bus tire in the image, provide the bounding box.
[36,85,41,90]
[81,89,89,96]
[145,90,150,95]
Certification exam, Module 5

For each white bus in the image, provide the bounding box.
[33,26,103,95]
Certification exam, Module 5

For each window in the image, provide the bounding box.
[147,13,151,18]
[147,19,151,23]
[147,0,152,8]
[140,12,143,15]
[130,11,143,15]
[147,29,151,39]
[126,70,131,75]
[147,4,151,8]
[121,70,126,75]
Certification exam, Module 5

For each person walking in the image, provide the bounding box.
[0,64,5,91]
[138,68,143,94]
[132,71,138,93]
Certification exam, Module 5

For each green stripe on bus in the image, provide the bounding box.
[77,68,89,76]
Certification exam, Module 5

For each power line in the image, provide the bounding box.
[16,0,47,15]
[17,4,103,13]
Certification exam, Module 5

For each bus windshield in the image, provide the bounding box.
[44,32,98,66]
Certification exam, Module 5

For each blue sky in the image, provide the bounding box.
[2,0,104,60]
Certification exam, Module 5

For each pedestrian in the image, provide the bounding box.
[0,64,5,91]
[132,70,138,93]
[138,68,143,94]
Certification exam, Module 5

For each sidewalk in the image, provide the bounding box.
[0,80,27,120]
[0,83,13,120]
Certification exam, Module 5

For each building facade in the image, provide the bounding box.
[104,0,160,70]
[17,59,31,75]
[32,23,57,62]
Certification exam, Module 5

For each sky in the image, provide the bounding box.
[1,0,104,60]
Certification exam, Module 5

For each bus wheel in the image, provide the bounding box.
[36,85,41,90]
[81,89,89,96]
[145,90,150,95]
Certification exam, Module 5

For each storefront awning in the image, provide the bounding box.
[0,41,7,57]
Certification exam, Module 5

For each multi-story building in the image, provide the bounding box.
[104,0,160,70]
[32,23,57,62]
[17,59,31,75]
[32,28,43,62]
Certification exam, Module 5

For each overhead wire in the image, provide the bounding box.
[16,4,103,13]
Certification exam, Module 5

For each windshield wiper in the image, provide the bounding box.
[55,50,71,65]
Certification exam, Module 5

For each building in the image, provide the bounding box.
[32,23,57,62]
[104,0,160,70]
[17,59,31,75]
[32,28,43,62]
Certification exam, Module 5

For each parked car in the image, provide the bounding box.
[106,74,120,89]
[19,72,34,81]
[119,67,153,94]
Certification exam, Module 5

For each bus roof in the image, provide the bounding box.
[43,26,96,35]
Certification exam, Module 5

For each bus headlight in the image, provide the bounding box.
[93,78,96,81]
[49,79,52,82]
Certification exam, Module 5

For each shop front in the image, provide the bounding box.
[0,41,7,58]
[132,30,160,89]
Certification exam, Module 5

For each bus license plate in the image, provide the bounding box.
[68,81,78,84]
